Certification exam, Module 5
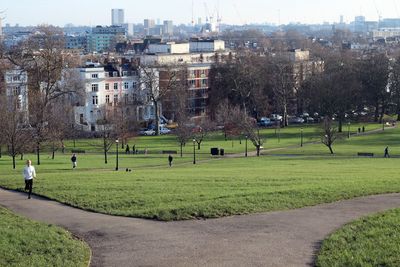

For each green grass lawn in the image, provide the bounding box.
[0,206,90,267]
[0,123,397,221]
[60,123,382,155]
[316,208,400,267]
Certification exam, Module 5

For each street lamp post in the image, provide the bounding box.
[348,122,351,138]
[300,128,303,147]
[115,139,119,171]
[245,135,248,157]
[193,138,196,165]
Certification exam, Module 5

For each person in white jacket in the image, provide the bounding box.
[23,160,36,199]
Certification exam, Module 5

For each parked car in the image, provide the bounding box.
[270,114,283,122]
[288,116,305,124]
[143,129,156,136]
[258,117,273,127]
[160,127,171,134]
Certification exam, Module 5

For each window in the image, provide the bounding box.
[91,84,99,92]
[105,83,109,90]
[122,71,128,76]
[91,74,98,79]
[124,82,129,89]
[114,95,118,104]
[201,79,208,87]
[113,71,118,77]
[13,75,20,82]
[13,86,21,96]
[189,80,196,88]
[114,83,118,90]
[92,96,98,105]
[132,82,137,88]
[124,94,128,104]
[105,95,110,104]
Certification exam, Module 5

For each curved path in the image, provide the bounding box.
[1,189,400,267]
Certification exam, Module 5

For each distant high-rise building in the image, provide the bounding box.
[0,18,3,39]
[163,20,173,36]
[144,19,155,29]
[112,9,124,26]
[123,23,134,36]
[144,19,155,35]
[197,18,202,26]
[340,15,344,24]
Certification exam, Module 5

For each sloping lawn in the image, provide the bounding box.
[0,206,90,267]
[317,209,400,267]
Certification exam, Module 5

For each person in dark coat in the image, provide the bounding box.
[71,154,77,168]
[384,146,390,158]
[168,154,173,167]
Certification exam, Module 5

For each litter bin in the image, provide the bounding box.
[211,147,219,156]
[220,148,225,156]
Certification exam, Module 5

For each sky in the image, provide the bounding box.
[1,0,400,27]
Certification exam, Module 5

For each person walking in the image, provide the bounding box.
[125,144,130,154]
[168,154,173,167]
[23,160,36,199]
[384,146,390,158]
[71,153,77,169]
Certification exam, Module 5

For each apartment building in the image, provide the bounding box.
[135,39,231,119]
[87,26,126,53]
[4,69,29,115]
[74,63,152,132]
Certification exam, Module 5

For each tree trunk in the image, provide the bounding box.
[0,145,2,158]
[338,119,343,133]
[283,104,288,127]
[154,100,160,136]
[328,145,334,154]
[180,143,183,157]
[374,102,380,122]
[21,153,24,160]
[11,143,16,169]
[256,145,260,157]
[52,144,55,160]
[197,142,201,150]
[36,142,41,165]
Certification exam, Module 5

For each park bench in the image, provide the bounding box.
[71,149,85,153]
[357,152,374,157]
[161,150,177,154]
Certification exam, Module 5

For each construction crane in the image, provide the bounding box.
[394,0,400,18]
[373,0,382,23]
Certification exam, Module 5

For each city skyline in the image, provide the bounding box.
[1,0,400,27]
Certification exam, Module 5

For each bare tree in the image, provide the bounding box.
[192,118,216,150]
[390,56,400,121]
[267,56,295,127]
[320,117,338,154]
[0,98,33,169]
[138,65,179,135]
[6,26,83,165]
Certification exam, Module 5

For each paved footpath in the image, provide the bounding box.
[2,189,400,267]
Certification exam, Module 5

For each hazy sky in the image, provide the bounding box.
[1,0,400,26]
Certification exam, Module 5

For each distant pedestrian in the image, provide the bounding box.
[384,146,390,158]
[358,127,361,133]
[71,153,77,168]
[125,144,130,154]
[23,160,36,199]
[362,126,365,132]
[168,154,173,167]
[132,145,136,154]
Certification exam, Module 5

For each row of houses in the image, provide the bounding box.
[3,38,323,133]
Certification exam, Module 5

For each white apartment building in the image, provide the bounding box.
[4,69,29,115]
[74,63,155,132]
